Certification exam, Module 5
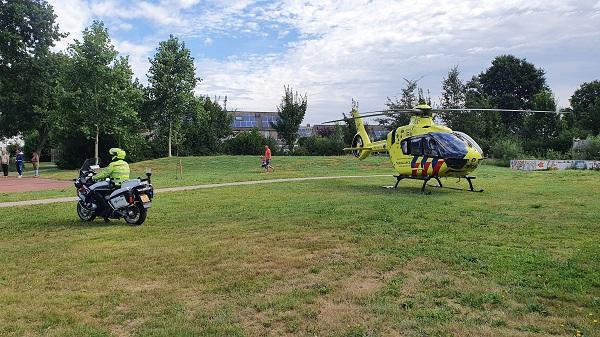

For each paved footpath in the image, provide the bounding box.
[0,175,389,208]
[0,177,72,193]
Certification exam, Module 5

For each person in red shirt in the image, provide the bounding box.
[263,145,274,172]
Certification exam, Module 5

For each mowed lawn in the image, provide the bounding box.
[0,158,599,337]
[0,156,393,202]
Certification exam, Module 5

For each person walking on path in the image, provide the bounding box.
[15,150,24,178]
[31,152,40,177]
[263,145,274,172]
[1,149,9,177]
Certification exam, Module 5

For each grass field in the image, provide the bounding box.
[0,156,599,337]
[0,156,393,202]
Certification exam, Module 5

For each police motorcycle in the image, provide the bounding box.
[74,158,154,225]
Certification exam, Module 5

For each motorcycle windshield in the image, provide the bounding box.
[80,158,99,172]
[429,132,468,158]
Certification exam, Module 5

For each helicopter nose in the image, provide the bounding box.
[446,149,482,170]
[445,158,468,169]
[464,149,483,167]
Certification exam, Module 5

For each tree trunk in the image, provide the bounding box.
[168,121,172,157]
[95,126,99,160]
[35,126,49,158]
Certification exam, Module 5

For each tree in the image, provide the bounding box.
[438,66,467,131]
[146,35,198,157]
[0,0,63,64]
[272,85,307,151]
[570,80,600,136]
[63,21,142,159]
[440,66,465,109]
[0,0,66,155]
[180,96,232,155]
[440,75,502,154]
[478,55,548,134]
[378,78,420,129]
[522,90,562,154]
[342,112,357,146]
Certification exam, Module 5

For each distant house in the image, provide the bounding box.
[300,124,388,141]
[298,125,313,138]
[0,135,24,150]
[228,111,389,142]
[230,111,280,139]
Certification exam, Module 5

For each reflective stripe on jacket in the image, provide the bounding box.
[94,160,130,184]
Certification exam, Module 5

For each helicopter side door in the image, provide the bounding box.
[388,126,410,174]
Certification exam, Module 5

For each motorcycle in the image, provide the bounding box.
[74,158,154,225]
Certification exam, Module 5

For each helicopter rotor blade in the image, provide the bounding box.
[226,110,279,114]
[323,110,414,124]
[323,107,568,123]
[432,108,566,114]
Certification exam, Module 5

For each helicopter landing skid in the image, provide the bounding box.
[386,175,443,193]
[387,175,483,193]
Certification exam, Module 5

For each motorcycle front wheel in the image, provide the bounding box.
[77,202,96,222]
[123,204,147,226]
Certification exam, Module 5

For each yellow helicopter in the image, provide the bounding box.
[325,103,554,193]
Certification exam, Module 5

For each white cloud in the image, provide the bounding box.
[86,0,190,26]
[113,40,155,82]
[195,0,600,122]
[47,0,600,123]
[48,0,92,50]
[86,0,256,30]
[116,22,134,31]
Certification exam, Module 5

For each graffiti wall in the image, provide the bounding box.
[510,160,600,171]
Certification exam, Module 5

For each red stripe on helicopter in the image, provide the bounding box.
[411,156,419,177]
[420,156,429,170]
[432,159,445,175]
[422,160,431,177]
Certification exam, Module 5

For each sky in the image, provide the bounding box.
[47,0,600,124]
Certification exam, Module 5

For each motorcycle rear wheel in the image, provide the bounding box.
[123,204,147,225]
[77,202,96,222]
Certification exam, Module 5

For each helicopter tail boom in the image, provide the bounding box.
[346,108,387,160]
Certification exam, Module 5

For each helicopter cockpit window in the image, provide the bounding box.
[411,137,424,156]
[401,139,410,154]
[424,137,439,157]
[429,132,468,158]
[452,131,484,156]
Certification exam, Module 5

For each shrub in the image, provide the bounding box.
[490,138,524,165]
[224,129,278,155]
[572,134,600,160]
[53,130,150,169]
[297,136,344,155]
[293,146,309,156]
[543,149,567,160]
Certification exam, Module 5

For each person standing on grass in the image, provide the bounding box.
[263,145,274,172]
[15,150,24,178]
[1,149,9,177]
[31,152,40,177]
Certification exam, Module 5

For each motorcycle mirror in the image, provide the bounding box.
[145,167,152,177]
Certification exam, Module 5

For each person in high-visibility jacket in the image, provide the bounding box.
[93,148,130,185]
